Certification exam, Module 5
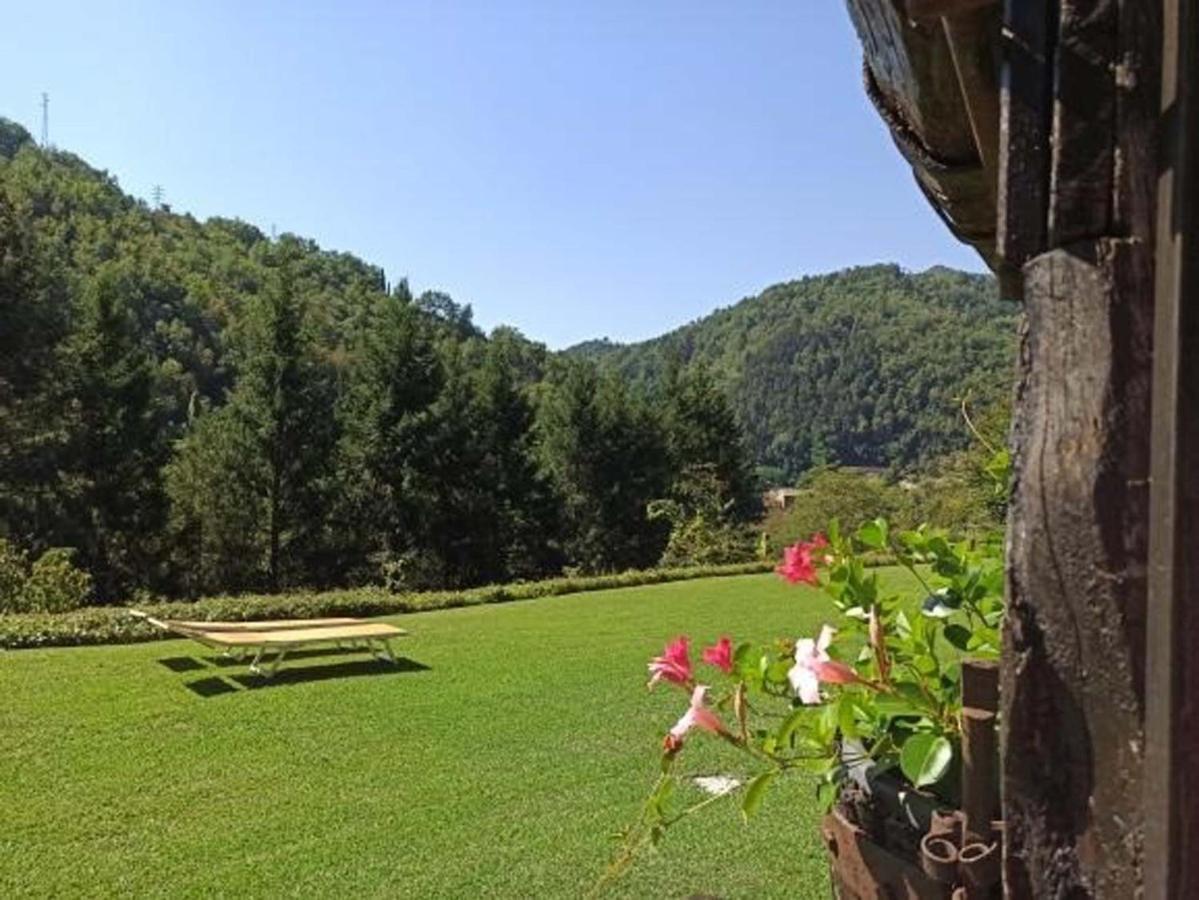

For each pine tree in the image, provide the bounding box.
[58,264,167,599]
[537,360,670,572]
[167,268,336,593]
[0,186,71,551]
[661,363,760,521]
[333,285,442,581]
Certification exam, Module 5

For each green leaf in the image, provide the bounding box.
[899,734,953,788]
[741,770,776,822]
[837,695,860,739]
[776,707,808,746]
[650,776,675,814]
[943,623,972,651]
[816,777,838,812]
[874,691,924,718]
[765,659,793,686]
[855,519,887,549]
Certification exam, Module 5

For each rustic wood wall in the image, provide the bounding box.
[998,2,1160,896]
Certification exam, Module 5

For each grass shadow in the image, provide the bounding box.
[227,656,431,690]
[184,676,241,697]
[158,656,208,672]
[201,645,378,667]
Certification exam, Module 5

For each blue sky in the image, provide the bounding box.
[0,1,984,348]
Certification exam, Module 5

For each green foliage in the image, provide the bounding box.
[536,360,671,572]
[763,467,913,550]
[615,515,1004,869]
[648,464,756,567]
[0,539,91,613]
[0,119,998,608]
[0,539,29,610]
[24,548,93,612]
[0,119,32,159]
[570,264,1016,477]
[55,264,170,600]
[166,268,337,594]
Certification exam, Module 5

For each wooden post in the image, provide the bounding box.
[998,1,1160,896]
[1144,1,1199,897]
[959,659,998,846]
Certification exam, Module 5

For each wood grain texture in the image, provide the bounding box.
[847,0,1006,271]
[1144,1,1199,895]
[1002,241,1152,898]
[1047,0,1117,245]
[997,0,1053,267]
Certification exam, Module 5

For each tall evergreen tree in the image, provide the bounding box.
[167,268,336,593]
[58,264,167,599]
[661,362,760,521]
[537,360,670,572]
[0,186,70,551]
[333,285,442,581]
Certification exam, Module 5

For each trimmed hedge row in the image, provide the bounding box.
[0,561,774,650]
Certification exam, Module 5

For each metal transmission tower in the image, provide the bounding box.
[40,93,49,147]
[151,184,164,208]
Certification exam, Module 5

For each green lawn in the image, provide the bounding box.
[0,569,923,898]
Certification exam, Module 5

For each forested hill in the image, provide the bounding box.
[0,115,1014,603]
[0,117,759,602]
[567,266,1017,478]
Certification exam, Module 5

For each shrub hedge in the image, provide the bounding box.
[0,561,773,650]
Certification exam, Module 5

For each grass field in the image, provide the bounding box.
[1,569,924,898]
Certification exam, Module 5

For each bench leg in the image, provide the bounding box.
[264,646,291,678]
[248,645,267,675]
[369,639,397,665]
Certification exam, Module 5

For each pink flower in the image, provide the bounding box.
[647,636,693,689]
[702,636,734,674]
[775,533,829,586]
[668,685,728,742]
[788,625,865,704]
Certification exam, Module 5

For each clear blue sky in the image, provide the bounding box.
[0,1,984,348]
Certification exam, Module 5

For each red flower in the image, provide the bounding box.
[776,534,829,586]
[701,636,734,674]
[647,636,693,689]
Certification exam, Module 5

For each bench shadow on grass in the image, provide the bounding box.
[177,655,430,697]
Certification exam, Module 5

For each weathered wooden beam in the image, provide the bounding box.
[846,0,1003,273]
[943,8,1001,202]
[1002,240,1152,898]
[996,0,1053,268]
[904,0,997,21]
[1000,0,1161,892]
[1144,1,1199,896]
[1046,0,1116,245]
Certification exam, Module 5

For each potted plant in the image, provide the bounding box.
[605,520,1005,898]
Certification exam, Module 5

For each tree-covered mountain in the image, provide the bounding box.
[567,265,1017,479]
[0,117,757,603]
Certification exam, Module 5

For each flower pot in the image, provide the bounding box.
[822,805,950,900]
[823,660,1003,898]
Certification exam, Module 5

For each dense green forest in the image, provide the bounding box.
[568,265,1016,480]
[0,116,1014,607]
[0,118,759,604]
